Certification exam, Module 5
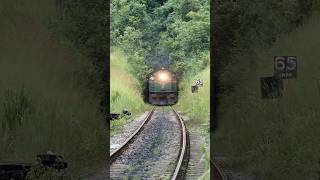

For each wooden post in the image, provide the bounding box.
[283,79,288,96]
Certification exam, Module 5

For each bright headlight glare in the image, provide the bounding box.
[158,72,169,82]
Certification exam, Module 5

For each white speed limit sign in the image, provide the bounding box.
[274,56,297,79]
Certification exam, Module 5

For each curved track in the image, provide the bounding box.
[170,107,189,180]
[212,161,228,180]
[110,106,189,179]
[110,107,155,162]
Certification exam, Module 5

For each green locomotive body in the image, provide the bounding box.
[148,69,178,105]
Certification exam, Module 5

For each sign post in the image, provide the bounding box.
[274,56,298,96]
[274,56,297,79]
[260,76,283,99]
[283,79,288,96]
[191,85,198,93]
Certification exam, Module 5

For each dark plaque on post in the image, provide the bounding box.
[191,85,198,93]
[274,56,297,79]
[260,76,283,99]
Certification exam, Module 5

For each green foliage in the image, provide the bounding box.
[159,1,209,74]
[110,49,148,135]
[198,143,210,180]
[2,88,32,131]
[26,164,76,180]
[213,14,320,179]
[176,66,210,125]
[0,0,106,174]
[55,0,108,101]
[213,2,320,179]
[61,0,108,62]
[175,66,210,178]
[213,0,315,73]
[111,0,151,45]
[111,0,209,83]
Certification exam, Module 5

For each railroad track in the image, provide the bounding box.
[171,106,189,180]
[110,106,189,180]
[110,107,155,162]
[212,161,228,180]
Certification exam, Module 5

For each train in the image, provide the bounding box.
[148,68,178,105]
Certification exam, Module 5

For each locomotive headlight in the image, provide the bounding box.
[158,72,169,82]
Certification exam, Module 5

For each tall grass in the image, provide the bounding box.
[176,66,210,139]
[175,63,210,180]
[213,14,320,179]
[110,48,148,135]
[0,0,106,175]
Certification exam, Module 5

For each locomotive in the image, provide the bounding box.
[148,68,178,105]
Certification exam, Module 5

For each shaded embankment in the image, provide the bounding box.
[213,14,320,180]
[0,0,106,175]
[110,49,149,135]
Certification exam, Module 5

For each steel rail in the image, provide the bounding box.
[212,161,228,180]
[171,107,188,180]
[110,107,155,162]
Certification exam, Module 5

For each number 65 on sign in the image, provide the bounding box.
[274,56,297,79]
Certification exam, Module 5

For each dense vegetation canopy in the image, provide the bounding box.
[111,0,210,84]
